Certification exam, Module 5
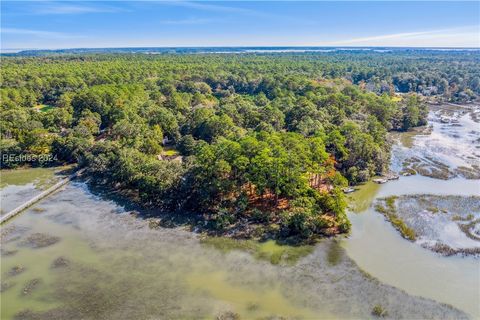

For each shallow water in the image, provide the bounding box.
[0,167,66,215]
[1,184,314,319]
[392,104,480,179]
[1,180,467,320]
[394,194,480,251]
[342,104,480,319]
[342,181,480,318]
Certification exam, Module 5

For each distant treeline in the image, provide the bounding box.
[3,49,479,102]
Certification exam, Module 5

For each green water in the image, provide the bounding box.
[201,237,314,265]
[343,178,480,318]
[0,167,67,215]
[0,187,328,319]
[1,175,466,319]
[0,167,63,189]
[1,218,100,319]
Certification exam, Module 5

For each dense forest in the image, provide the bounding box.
[1,51,476,241]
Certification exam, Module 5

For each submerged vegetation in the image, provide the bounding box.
[0,51,457,241]
[1,183,471,320]
[200,237,314,265]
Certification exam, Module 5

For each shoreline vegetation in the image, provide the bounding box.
[1,52,477,242]
[374,195,480,256]
[374,196,416,241]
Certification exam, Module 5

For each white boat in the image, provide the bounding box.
[386,174,399,180]
[343,187,355,194]
[373,178,388,184]
[401,170,416,176]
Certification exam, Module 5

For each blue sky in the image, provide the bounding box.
[1,1,479,49]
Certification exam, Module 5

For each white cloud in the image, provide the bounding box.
[1,28,84,39]
[160,1,315,25]
[29,2,125,15]
[325,26,480,47]
[159,18,213,25]
[164,1,257,15]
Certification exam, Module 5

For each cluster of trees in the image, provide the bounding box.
[1,53,436,240]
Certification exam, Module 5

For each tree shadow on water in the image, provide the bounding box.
[80,178,204,230]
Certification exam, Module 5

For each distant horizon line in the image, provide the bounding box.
[3,45,480,54]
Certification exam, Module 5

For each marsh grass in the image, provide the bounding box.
[427,207,440,214]
[375,197,416,241]
[372,304,388,317]
[452,213,474,221]
[457,218,480,241]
